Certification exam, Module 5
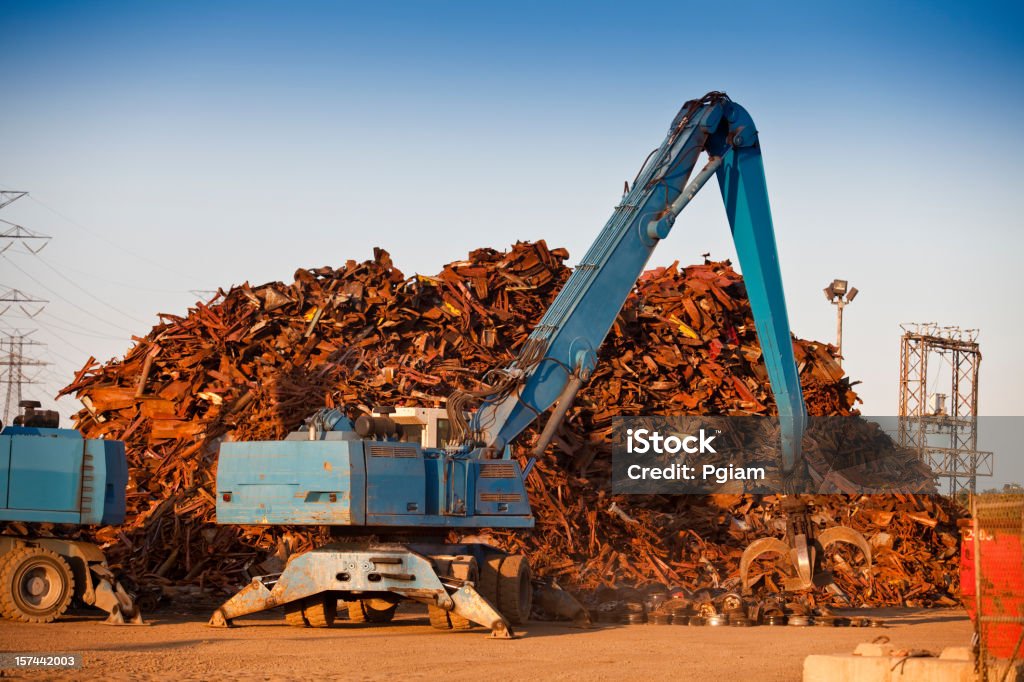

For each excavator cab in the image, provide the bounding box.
[372,406,453,449]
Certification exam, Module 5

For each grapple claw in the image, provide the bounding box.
[817,526,873,572]
[740,525,873,596]
[739,537,794,594]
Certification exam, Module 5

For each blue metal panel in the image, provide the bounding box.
[216,437,534,528]
[364,443,426,516]
[472,460,532,518]
[0,508,83,523]
[216,440,365,525]
[0,433,9,510]
[361,513,534,528]
[94,439,127,525]
[0,426,128,526]
[5,427,83,519]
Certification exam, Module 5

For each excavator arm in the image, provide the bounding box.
[456,92,807,474]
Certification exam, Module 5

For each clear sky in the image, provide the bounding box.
[1,2,1022,465]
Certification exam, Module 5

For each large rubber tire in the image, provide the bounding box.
[497,554,532,625]
[347,599,397,623]
[284,601,309,627]
[0,547,75,623]
[427,604,452,630]
[426,604,471,631]
[478,554,502,606]
[303,596,336,628]
[0,552,15,621]
[448,610,472,630]
[346,600,366,623]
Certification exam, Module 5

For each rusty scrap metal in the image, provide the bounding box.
[0,241,963,611]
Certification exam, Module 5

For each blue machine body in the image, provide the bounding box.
[0,425,128,526]
[217,435,532,528]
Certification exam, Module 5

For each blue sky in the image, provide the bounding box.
[2,1,1023,479]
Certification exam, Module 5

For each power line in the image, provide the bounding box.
[38,312,129,341]
[5,309,131,340]
[14,250,150,325]
[33,252,191,295]
[0,316,100,361]
[5,188,203,284]
[37,347,85,374]
[1,253,139,333]
[1,324,88,372]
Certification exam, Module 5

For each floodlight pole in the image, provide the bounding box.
[824,279,857,367]
[835,298,846,364]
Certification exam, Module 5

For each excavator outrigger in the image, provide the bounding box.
[210,92,869,635]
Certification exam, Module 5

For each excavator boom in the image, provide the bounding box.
[462,92,807,474]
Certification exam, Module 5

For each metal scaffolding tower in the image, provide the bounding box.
[897,323,992,496]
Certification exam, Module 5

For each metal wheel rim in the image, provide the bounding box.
[14,560,67,615]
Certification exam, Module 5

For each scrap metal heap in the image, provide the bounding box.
[2,241,958,609]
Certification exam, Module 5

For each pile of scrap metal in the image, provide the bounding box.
[5,241,955,609]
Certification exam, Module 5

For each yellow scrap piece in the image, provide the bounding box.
[444,301,462,316]
[669,314,699,339]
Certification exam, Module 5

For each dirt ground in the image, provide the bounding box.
[0,605,972,681]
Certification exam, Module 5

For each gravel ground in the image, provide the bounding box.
[0,605,972,681]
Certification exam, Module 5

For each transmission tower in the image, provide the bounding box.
[897,323,992,496]
[0,330,50,424]
[0,287,48,318]
[0,190,56,421]
[0,191,27,210]
[0,191,51,254]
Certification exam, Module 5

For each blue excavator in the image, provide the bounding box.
[209,92,868,637]
[0,401,143,624]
